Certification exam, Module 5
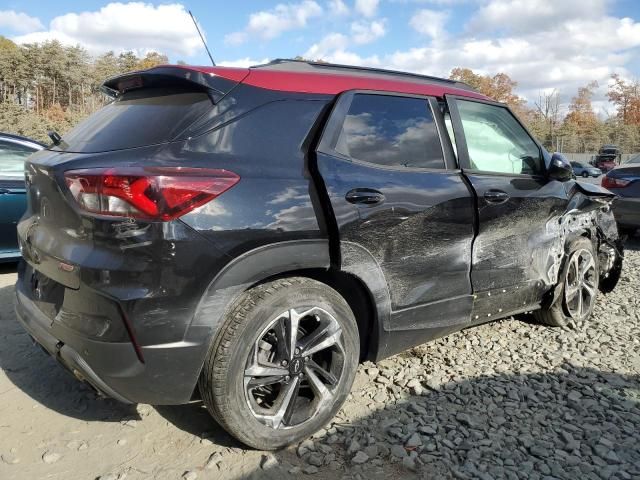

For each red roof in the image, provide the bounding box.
[173,65,489,100]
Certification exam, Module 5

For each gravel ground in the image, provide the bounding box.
[0,235,638,480]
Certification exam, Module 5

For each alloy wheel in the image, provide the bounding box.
[564,248,597,320]
[243,306,345,430]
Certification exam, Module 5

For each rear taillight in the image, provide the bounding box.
[64,167,240,221]
[601,176,631,189]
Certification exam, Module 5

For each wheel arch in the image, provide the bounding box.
[187,239,387,391]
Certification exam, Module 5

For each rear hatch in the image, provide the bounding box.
[19,65,247,285]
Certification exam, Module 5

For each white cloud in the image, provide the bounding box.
[225,1,322,45]
[304,33,350,59]
[328,0,349,16]
[351,20,387,44]
[468,0,607,34]
[218,57,271,68]
[301,8,640,113]
[0,10,44,33]
[11,3,202,57]
[409,9,449,39]
[354,0,380,18]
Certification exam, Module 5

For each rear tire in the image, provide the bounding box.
[582,171,589,178]
[534,237,599,328]
[199,277,359,450]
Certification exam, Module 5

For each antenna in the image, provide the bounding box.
[189,10,215,66]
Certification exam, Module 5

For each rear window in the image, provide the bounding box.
[57,88,212,153]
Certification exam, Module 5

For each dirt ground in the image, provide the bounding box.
[0,235,638,480]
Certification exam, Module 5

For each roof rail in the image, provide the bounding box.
[252,58,473,91]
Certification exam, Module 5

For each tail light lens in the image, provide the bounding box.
[64,167,240,221]
[601,176,631,189]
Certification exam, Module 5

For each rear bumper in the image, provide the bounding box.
[612,197,640,228]
[15,279,209,405]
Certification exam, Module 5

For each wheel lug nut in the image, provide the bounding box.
[281,360,288,367]
[294,348,300,355]
[284,375,290,382]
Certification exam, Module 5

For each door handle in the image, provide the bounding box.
[484,190,510,204]
[345,188,385,205]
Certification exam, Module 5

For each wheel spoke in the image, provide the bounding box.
[583,282,596,299]
[247,375,285,388]
[565,283,580,301]
[580,254,595,276]
[576,289,584,317]
[286,308,301,360]
[245,364,289,378]
[307,359,338,386]
[270,375,301,429]
[305,365,332,406]
[303,327,342,356]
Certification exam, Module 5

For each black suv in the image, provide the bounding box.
[15,60,623,450]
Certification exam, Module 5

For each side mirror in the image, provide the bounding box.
[548,153,573,182]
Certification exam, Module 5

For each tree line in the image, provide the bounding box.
[0,37,168,143]
[1,36,639,154]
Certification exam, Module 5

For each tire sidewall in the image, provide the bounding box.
[212,279,359,449]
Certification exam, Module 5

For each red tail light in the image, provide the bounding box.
[601,176,631,189]
[64,167,240,221]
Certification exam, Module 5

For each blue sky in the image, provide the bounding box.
[1,1,639,110]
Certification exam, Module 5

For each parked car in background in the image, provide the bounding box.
[571,161,601,178]
[14,60,624,450]
[603,155,640,233]
[0,133,44,262]
[593,144,620,173]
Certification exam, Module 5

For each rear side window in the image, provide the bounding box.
[334,94,445,169]
[58,88,212,153]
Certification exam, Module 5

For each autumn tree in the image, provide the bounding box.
[608,74,640,125]
[449,67,527,113]
[560,81,606,152]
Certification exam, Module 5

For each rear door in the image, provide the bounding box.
[445,96,570,317]
[315,91,476,337]
[0,139,38,255]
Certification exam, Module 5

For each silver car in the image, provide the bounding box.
[571,161,601,178]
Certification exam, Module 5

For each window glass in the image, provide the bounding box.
[335,94,444,169]
[443,111,457,158]
[58,88,213,153]
[457,100,543,175]
[0,140,38,180]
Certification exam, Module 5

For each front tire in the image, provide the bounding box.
[582,171,589,178]
[199,277,359,450]
[534,237,599,328]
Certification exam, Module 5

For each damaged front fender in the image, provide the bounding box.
[543,181,623,298]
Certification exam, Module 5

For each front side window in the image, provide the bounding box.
[456,100,543,175]
[0,140,38,180]
[334,94,445,169]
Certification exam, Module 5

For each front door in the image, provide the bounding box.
[446,96,570,317]
[315,91,476,346]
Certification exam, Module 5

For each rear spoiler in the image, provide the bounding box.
[102,65,250,101]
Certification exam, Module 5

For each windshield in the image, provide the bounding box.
[0,140,39,180]
[56,88,213,153]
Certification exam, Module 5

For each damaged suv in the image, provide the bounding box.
[15,60,623,450]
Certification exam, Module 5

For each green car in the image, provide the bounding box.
[0,133,44,262]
